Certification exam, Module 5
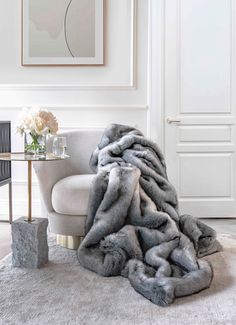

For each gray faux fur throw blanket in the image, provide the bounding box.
[78,124,221,306]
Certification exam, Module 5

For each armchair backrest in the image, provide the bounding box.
[48,129,104,174]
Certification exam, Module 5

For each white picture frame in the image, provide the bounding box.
[21,0,103,66]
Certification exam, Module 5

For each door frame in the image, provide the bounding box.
[147,0,165,152]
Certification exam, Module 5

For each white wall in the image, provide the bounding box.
[0,0,149,219]
[2,0,235,219]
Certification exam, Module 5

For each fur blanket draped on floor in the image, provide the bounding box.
[77,124,221,306]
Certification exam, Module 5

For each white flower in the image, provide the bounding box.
[16,107,58,136]
[38,110,58,135]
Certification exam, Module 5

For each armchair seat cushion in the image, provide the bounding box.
[52,174,95,216]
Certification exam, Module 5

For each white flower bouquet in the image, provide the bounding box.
[16,107,58,154]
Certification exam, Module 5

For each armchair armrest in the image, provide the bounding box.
[33,159,75,213]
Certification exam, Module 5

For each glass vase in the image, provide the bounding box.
[24,133,46,156]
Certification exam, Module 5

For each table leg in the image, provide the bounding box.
[9,181,12,224]
[28,160,32,223]
[11,160,48,268]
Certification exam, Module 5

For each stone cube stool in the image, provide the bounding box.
[11,217,49,268]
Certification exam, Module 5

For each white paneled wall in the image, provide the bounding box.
[1,0,236,219]
[0,0,149,219]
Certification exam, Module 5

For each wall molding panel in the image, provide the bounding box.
[0,0,149,219]
[0,105,148,111]
[0,0,137,92]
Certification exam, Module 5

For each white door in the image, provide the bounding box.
[164,0,236,217]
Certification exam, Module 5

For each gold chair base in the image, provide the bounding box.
[56,235,83,250]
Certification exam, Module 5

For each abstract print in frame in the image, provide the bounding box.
[21,0,103,66]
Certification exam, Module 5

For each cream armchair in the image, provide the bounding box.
[33,129,103,249]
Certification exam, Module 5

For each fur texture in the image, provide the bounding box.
[77,124,221,306]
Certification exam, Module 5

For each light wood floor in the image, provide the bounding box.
[0,218,236,260]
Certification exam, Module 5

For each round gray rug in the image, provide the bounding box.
[0,234,235,325]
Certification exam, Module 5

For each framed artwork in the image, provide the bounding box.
[21,0,103,66]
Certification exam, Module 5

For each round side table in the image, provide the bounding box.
[0,152,70,222]
[0,152,70,268]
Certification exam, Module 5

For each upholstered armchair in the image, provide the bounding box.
[33,129,103,249]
